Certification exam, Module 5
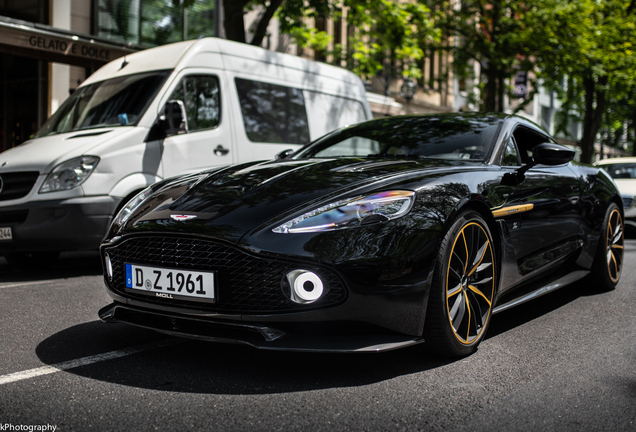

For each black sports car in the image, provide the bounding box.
[99,113,624,357]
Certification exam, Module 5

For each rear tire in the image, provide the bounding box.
[591,202,624,291]
[424,209,497,357]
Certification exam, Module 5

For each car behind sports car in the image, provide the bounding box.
[99,113,623,357]
[595,157,636,232]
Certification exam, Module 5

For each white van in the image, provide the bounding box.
[0,37,371,264]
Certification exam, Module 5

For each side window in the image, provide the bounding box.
[501,137,521,166]
[235,78,310,144]
[168,75,221,132]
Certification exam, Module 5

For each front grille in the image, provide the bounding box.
[622,195,634,209]
[104,236,348,314]
[0,172,39,201]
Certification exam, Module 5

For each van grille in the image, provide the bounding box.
[103,236,348,314]
[0,172,39,201]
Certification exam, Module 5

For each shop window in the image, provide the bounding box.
[235,78,310,144]
[94,0,217,48]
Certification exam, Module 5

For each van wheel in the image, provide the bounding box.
[3,251,60,269]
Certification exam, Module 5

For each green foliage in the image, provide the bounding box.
[531,0,636,162]
[219,1,438,86]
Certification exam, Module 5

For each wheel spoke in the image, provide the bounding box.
[466,290,483,334]
[468,239,489,276]
[452,251,465,276]
[468,284,492,306]
[447,282,462,298]
[612,225,623,245]
[450,292,465,330]
[464,294,472,341]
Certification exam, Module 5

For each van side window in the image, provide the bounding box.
[235,78,310,144]
[169,75,221,132]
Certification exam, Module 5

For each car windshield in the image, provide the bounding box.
[600,163,636,179]
[293,114,503,162]
[35,70,170,137]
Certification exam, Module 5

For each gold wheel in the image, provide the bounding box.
[445,222,495,345]
[605,208,624,283]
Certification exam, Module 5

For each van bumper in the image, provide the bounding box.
[0,196,122,253]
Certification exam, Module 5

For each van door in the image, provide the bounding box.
[159,71,234,178]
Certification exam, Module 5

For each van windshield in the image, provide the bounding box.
[35,70,170,137]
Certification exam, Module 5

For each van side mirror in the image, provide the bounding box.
[276,149,294,160]
[533,143,575,165]
[160,100,188,136]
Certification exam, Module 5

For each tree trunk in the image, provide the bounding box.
[579,75,607,164]
[483,66,497,112]
[497,69,505,112]
[249,0,283,47]
[223,0,249,43]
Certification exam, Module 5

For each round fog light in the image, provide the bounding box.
[286,270,324,304]
[104,252,113,282]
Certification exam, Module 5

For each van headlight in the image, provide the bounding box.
[273,190,415,233]
[40,156,100,193]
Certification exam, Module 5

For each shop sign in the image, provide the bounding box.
[1,20,134,63]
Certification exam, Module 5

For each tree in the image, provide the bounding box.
[430,0,541,112]
[533,0,636,163]
[213,1,438,85]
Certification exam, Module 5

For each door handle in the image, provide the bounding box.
[214,145,230,156]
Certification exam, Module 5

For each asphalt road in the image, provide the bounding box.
[0,245,634,432]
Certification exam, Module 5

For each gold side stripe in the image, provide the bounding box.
[492,204,534,218]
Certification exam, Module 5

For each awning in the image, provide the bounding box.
[0,16,139,68]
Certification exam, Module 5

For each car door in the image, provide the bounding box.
[497,126,581,277]
[160,71,235,178]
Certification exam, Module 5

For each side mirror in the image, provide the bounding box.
[533,143,575,165]
[160,100,188,136]
[501,143,574,186]
[276,149,294,160]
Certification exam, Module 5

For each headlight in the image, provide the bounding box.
[112,187,154,228]
[40,156,99,193]
[273,190,415,234]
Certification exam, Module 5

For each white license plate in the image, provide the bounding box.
[125,263,215,303]
[0,227,12,241]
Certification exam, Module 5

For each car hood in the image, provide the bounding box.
[122,157,471,243]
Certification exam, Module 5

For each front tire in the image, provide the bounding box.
[424,210,497,357]
[591,202,624,291]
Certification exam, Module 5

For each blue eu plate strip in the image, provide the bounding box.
[125,264,132,288]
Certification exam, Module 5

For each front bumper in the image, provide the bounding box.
[99,302,425,352]
[0,196,121,253]
[99,233,435,350]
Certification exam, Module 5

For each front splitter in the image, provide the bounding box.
[99,303,425,353]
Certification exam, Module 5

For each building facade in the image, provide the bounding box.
[0,0,218,152]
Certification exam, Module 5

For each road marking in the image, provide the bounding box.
[0,281,60,290]
[0,339,180,386]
